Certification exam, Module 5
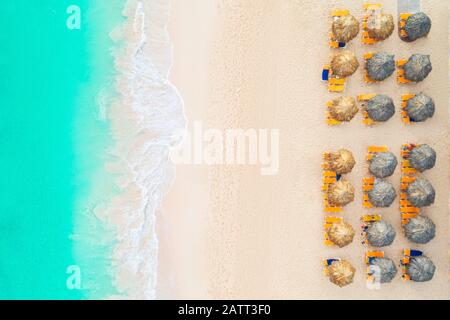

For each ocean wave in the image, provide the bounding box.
[106,0,186,299]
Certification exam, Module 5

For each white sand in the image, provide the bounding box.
[158,0,449,299]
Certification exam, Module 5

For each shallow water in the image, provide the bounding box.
[0,0,125,299]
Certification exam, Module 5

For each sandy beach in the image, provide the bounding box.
[158,0,449,299]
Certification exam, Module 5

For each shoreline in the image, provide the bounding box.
[103,0,186,299]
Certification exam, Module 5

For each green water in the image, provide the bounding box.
[0,1,125,299]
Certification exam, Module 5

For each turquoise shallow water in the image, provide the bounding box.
[0,1,125,299]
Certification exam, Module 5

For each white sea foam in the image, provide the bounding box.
[105,0,185,299]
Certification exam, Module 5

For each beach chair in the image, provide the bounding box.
[366,145,388,161]
[401,144,419,175]
[362,146,389,207]
[322,64,347,93]
[325,100,342,126]
[362,177,375,208]
[400,176,420,225]
[322,153,344,213]
[361,214,382,245]
[365,251,384,265]
[396,58,412,84]
[329,10,350,48]
[398,13,413,41]
[400,94,416,124]
[323,216,344,246]
[357,94,377,125]
[400,144,421,225]
[401,249,423,281]
[323,258,341,276]
[361,3,384,45]
[365,251,385,284]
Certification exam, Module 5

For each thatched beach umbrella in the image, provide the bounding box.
[404,54,432,82]
[405,93,435,122]
[366,94,395,122]
[329,96,359,122]
[366,220,396,247]
[406,178,435,207]
[404,215,436,244]
[369,152,398,178]
[368,179,396,208]
[403,12,432,42]
[370,257,398,283]
[328,260,356,287]
[327,149,356,175]
[327,221,355,248]
[406,256,436,282]
[332,14,360,43]
[328,179,355,207]
[409,144,436,172]
[331,51,359,77]
[366,52,395,81]
[366,13,394,40]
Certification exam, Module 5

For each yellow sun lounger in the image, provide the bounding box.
[361,214,382,245]
[367,145,388,161]
[365,251,384,265]
[401,248,423,281]
[398,13,413,41]
[366,251,385,284]
[358,94,377,125]
[400,94,416,124]
[322,178,343,212]
[325,100,342,126]
[363,146,388,208]
[397,59,412,84]
[323,216,344,246]
[361,214,382,223]
[323,258,341,276]
[400,176,420,224]
[322,64,347,93]
[362,177,375,208]
[401,143,419,175]
[322,153,344,213]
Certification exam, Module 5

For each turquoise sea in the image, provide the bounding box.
[0,1,126,299]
